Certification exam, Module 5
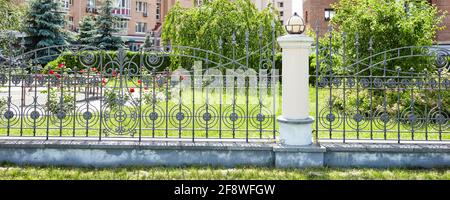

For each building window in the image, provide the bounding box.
[115,20,128,30]
[324,9,335,21]
[280,20,283,25]
[114,0,131,16]
[69,0,73,5]
[135,22,147,33]
[280,11,284,17]
[278,2,283,8]
[156,0,161,20]
[87,0,95,8]
[136,1,148,12]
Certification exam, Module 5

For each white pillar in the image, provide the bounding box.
[277,34,314,146]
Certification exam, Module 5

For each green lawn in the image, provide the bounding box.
[0,163,449,180]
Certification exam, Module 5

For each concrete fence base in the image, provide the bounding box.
[0,140,449,168]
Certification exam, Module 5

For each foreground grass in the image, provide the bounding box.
[0,164,449,180]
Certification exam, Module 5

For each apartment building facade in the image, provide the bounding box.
[303,0,450,44]
[251,0,292,25]
[62,0,195,50]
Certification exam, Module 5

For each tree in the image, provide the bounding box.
[142,32,154,49]
[78,15,97,46]
[95,0,123,50]
[313,0,446,75]
[24,0,67,51]
[162,0,284,71]
[0,0,25,50]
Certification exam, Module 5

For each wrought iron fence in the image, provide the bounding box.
[0,29,280,142]
[312,27,450,143]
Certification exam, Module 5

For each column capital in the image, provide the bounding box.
[277,34,314,49]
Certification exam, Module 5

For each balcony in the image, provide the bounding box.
[112,8,131,19]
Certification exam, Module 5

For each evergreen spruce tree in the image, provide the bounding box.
[142,32,154,49]
[78,15,97,46]
[95,0,123,50]
[24,0,67,51]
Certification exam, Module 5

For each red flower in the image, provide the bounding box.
[137,79,142,84]
[91,67,97,72]
[58,63,65,68]
[49,70,54,75]
[102,79,107,84]
[144,87,149,90]
[55,74,61,79]
[129,88,135,93]
[79,69,85,73]
[112,70,117,77]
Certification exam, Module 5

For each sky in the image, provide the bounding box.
[292,0,302,17]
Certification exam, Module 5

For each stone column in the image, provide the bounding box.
[277,34,314,146]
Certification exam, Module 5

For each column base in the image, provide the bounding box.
[274,144,325,168]
[277,116,314,146]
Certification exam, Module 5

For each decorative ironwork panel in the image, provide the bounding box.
[312,26,450,143]
[0,26,280,143]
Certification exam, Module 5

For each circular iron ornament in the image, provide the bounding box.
[400,107,425,130]
[415,79,425,88]
[143,105,165,128]
[195,104,219,128]
[144,52,166,70]
[249,105,274,130]
[3,110,14,120]
[79,51,97,66]
[318,108,343,130]
[332,78,342,87]
[76,104,99,128]
[30,111,40,120]
[347,78,356,87]
[429,107,449,131]
[24,75,34,85]
[168,104,192,129]
[223,105,246,129]
[373,78,383,88]
[434,50,449,70]
[0,74,7,85]
[50,110,72,127]
[103,105,139,135]
[0,105,20,127]
[23,107,46,127]
[83,111,92,120]
[386,79,397,88]
[318,78,329,88]
[374,109,396,130]
[443,79,450,88]
[11,75,21,85]
[360,78,370,88]
[176,112,185,121]
[428,79,438,88]
[150,112,158,120]
[401,79,411,87]
[346,110,369,130]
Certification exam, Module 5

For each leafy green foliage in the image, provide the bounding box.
[311,0,446,77]
[95,0,123,50]
[0,0,25,50]
[162,0,284,71]
[78,15,97,46]
[41,88,75,114]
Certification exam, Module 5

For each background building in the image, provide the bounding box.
[252,0,292,25]
[303,0,450,44]
[63,0,193,51]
